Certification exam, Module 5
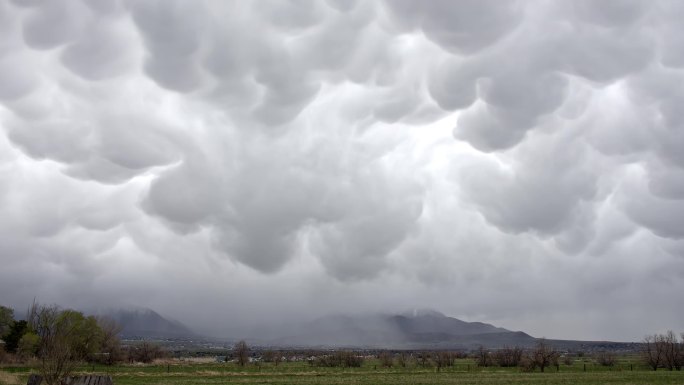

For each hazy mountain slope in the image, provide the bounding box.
[271,310,534,348]
[101,308,195,339]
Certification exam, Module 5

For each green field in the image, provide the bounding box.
[2,360,684,385]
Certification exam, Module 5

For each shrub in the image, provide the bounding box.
[595,351,616,367]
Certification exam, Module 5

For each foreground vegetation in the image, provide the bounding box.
[3,360,684,385]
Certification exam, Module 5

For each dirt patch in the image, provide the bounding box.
[0,371,21,385]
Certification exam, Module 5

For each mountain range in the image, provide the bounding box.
[94,308,636,351]
[271,309,537,349]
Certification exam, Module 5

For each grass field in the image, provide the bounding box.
[3,359,684,385]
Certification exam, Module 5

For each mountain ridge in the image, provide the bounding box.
[269,310,535,348]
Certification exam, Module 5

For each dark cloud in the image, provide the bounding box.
[0,0,682,341]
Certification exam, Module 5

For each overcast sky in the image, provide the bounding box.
[1,0,683,342]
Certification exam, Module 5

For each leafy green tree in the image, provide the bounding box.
[27,302,112,385]
[3,320,28,353]
[95,316,123,365]
[18,332,40,359]
[0,305,14,337]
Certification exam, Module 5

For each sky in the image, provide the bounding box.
[1,0,683,342]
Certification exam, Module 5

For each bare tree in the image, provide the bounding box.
[475,346,491,367]
[432,351,453,370]
[417,351,431,367]
[662,331,683,371]
[234,340,249,366]
[127,341,166,363]
[529,339,558,373]
[642,334,664,371]
[493,346,523,367]
[379,351,393,368]
[396,352,408,368]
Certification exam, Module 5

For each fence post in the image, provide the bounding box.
[583,363,586,372]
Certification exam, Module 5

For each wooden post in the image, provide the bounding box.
[583,363,586,372]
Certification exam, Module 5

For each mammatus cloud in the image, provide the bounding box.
[0,0,683,341]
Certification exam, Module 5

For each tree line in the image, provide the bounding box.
[642,331,683,371]
[3,303,684,379]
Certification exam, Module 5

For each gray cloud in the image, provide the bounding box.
[0,0,683,341]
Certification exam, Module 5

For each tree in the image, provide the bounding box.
[27,302,108,385]
[417,351,431,367]
[396,352,408,368]
[273,351,283,366]
[127,341,166,363]
[0,306,14,337]
[475,346,491,367]
[662,331,683,371]
[379,351,393,368]
[2,320,28,353]
[528,339,558,373]
[493,346,523,367]
[642,334,665,371]
[95,316,123,365]
[234,340,249,366]
[433,351,453,370]
[17,332,40,360]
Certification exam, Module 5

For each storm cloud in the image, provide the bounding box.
[1,0,683,341]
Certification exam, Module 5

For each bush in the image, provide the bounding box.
[562,354,574,366]
[519,356,537,372]
[126,342,168,363]
[17,333,40,360]
[311,351,364,368]
[595,351,616,367]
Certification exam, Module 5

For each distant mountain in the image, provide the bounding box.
[100,308,195,339]
[272,310,536,349]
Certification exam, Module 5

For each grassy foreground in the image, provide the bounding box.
[3,360,684,385]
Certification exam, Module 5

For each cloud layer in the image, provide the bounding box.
[1,0,683,341]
